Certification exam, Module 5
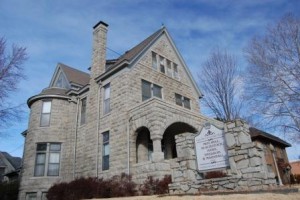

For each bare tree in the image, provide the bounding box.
[244,13,300,141]
[198,48,243,121]
[0,37,27,131]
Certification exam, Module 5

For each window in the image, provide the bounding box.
[42,192,48,200]
[152,52,157,70]
[173,63,179,79]
[166,59,172,76]
[102,132,110,170]
[80,98,87,125]
[34,143,61,176]
[151,52,179,79]
[40,101,51,127]
[175,93,191,109]
[159,56,165,73]
[142,80,162,101]
[103,83,110,114]
[26,193,37,200]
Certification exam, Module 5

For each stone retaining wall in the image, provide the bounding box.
[169,120,277,194]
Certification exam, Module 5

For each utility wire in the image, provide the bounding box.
[106,47,122,56]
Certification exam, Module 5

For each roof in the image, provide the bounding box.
[0,152,22,169]
[59,63,90,86]
[249,127,291,147]
[106,28,163,71]
[98,26,202,97]
[40,87,68,96]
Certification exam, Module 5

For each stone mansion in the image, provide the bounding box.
[19,21,290,199]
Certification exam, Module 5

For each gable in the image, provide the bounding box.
[130,28,202,99]
[49,63,90,91]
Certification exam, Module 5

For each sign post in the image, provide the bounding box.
[195,123,229,171]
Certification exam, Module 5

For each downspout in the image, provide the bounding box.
[96,82,102,177]
[73,97,80,179]
[127,115,132,174]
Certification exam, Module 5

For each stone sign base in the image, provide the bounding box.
[169,120,277,194]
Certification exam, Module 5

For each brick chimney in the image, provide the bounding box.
[91,21,108,79]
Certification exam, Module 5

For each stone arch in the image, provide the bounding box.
[162,122,197,160]
[162,116,200,135]
[134,126,153,163]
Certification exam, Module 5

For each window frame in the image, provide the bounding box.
[26,192,37,200]
[102,131,110,171]
[34,143,61,177]
[40,101,52,127]
[175,93,191,109]
[141,80,163,101]
[103,83,111,115]
[80,97,87,125]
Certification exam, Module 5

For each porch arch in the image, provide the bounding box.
[135,126,153,163]
[162,122,197,159]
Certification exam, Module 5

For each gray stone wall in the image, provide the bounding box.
[19,98,77,199]
[169,120,277,194]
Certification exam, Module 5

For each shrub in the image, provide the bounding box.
[0,180,19,200]
[140,175,171,195]
[47,173,137,200]
[204,171,227,179]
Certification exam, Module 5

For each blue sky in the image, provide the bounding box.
[0,0,299,160]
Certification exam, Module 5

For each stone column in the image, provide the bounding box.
[151,136,164,162]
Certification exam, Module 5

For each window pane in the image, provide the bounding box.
[42,102,51,113]
[104,144,110,156]
[40,113,50,127]
[153,84,162,99]
[142,80,151,101]
[49,153,60,163]
[37,143,47,151]
[173,64,178,78]
[42,192,48,200]
[47,164,59,176]
[160,56,165,73]
[34,164,45,176]
[152,52,157,70]
[36,153,46,164]
[102,155,109,170]
[80,98,87,124]
[26,193,37,200]
[104,84,110,99]
[50,143,61,151]
[183,97,191,109]
[175,94,182,106]
[103,132,109,142]
[167,60,172,76]
[104,99,110,114]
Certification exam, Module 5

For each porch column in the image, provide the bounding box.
[152,136,164,162]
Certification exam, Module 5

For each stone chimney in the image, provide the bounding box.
[91,21,108,79]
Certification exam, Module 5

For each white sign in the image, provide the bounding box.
[195,124,229,171]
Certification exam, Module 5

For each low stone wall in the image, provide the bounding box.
[131,161,171,184]
[169,120,277,194]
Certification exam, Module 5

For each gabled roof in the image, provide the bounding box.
[249,127,291,147]
[97,27,202,98]
[106,28,163,71]
[0,152,22,169]
[59,63,90,86]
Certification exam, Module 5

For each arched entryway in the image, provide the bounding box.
[136,127,153,163]
[162,122,197,159]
